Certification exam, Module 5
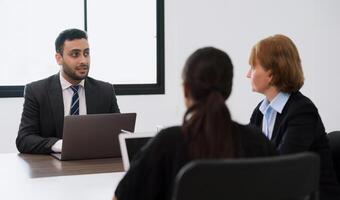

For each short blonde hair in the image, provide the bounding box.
[249,34,304,93]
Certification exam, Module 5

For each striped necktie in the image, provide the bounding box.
[70,85,80,115]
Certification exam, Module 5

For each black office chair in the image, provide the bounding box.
[327,131,340,183]
[172,153,319,200]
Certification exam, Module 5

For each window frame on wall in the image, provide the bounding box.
[0,0,164,97]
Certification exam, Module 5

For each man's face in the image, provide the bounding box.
[55,38,90,83]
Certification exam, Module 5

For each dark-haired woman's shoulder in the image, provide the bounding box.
[150,126,186,150]
[232,122,278,157]
[114,126,186,200]
[132,126,186,162]
[156,126,183,141]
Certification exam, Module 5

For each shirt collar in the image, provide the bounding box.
[59,72,85,90]
[259,92,290,114]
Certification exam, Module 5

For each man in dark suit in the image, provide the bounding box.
[16,28,120,154]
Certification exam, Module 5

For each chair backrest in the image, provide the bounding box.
[172,152,319,200]
[327,131,340,183]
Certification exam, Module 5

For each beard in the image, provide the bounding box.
[62,63,89,81]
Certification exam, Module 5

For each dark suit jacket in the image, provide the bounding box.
[250,91,340,200]
[16,74,120,154]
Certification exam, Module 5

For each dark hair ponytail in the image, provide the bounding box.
[182,47,235,159]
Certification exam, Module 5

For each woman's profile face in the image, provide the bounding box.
[246,60,273,95]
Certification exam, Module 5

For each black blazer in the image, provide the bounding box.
[16,74,120,154]
[250,91,340,200]
[115,123,277,200]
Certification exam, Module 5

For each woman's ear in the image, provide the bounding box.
[183,82,193,108]
[183,82,189,99]
[267,70,274,85]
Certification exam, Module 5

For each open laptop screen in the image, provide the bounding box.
[119,132,155,171]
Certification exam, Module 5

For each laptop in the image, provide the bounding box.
[51,113,136,161]
[118,132,155,171]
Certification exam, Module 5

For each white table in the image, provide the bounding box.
[0,153,125,200]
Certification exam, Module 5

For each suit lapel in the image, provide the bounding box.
[253,107,264,130]
[271,112,284,144]
[48,74,64,138]
[271,92,297,145]
[255,108,282,145]
[85,78,97,114]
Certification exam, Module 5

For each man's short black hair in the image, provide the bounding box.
[55,28,88,54]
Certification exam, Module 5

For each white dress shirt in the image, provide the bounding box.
[51,73,87,152]
[59,73,87,116]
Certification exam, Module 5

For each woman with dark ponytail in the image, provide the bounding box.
[113,47,276,200]
[181,47,235,159]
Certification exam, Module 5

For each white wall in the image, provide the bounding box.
[1,0,340,153]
